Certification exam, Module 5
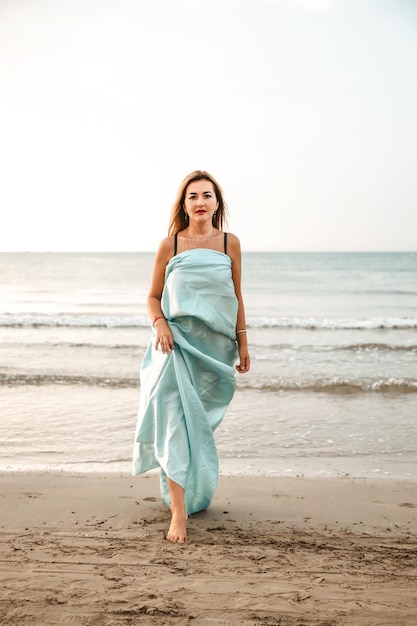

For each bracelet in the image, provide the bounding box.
[236,329,247,334]
[153,315,166,326]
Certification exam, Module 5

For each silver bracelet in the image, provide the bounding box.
[236,329,247,334]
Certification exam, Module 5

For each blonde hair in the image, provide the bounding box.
[168,170,229,236]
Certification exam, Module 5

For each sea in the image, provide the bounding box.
[1,251,416,480]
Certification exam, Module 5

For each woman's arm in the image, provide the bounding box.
[228,234,250,374]
[147,237,175,354]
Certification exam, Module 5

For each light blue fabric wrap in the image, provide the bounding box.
[132,249,238,515]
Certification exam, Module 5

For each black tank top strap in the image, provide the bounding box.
[224,232,228,255]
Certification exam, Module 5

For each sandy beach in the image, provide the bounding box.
[0,472,416,625]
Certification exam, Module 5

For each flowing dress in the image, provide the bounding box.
[132,248,238,515]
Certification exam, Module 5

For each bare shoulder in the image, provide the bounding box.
[148,237,175,296]
[226,232,242,254]
[156,236,175,260]
[158,236,175,252]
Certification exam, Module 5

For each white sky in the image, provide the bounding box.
[1,0,416,252]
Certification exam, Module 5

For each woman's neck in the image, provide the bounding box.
[185,226,216,240]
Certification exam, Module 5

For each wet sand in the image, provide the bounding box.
[0,472,416,625]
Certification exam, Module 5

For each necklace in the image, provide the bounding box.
[186,229,215,248]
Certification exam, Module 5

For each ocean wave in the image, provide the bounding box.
[328,343,417,352]
[2,336,416,357]
[236,377,417,394]
[1,372,416,394]
[1,313,417,330]
[46,342,144,350]
[260,343,417,353]
[0,314,149,328]
[247,316,417,330]
[0,373,139,388]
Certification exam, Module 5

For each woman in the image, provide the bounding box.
[133,170,250,543]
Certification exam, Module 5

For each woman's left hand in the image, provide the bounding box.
[235,346,250,374]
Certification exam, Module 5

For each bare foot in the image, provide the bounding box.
[166,511,188,543]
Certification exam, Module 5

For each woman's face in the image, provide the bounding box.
[184,179,219,225]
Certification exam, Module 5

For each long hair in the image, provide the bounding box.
[168,170,229,236]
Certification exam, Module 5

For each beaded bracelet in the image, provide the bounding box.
[153,315,166,326]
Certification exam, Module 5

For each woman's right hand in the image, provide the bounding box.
[154,319,175,354]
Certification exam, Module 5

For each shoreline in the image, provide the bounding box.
[1,472,416,625]
[1,470,417,535]
[2,452,417,483]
